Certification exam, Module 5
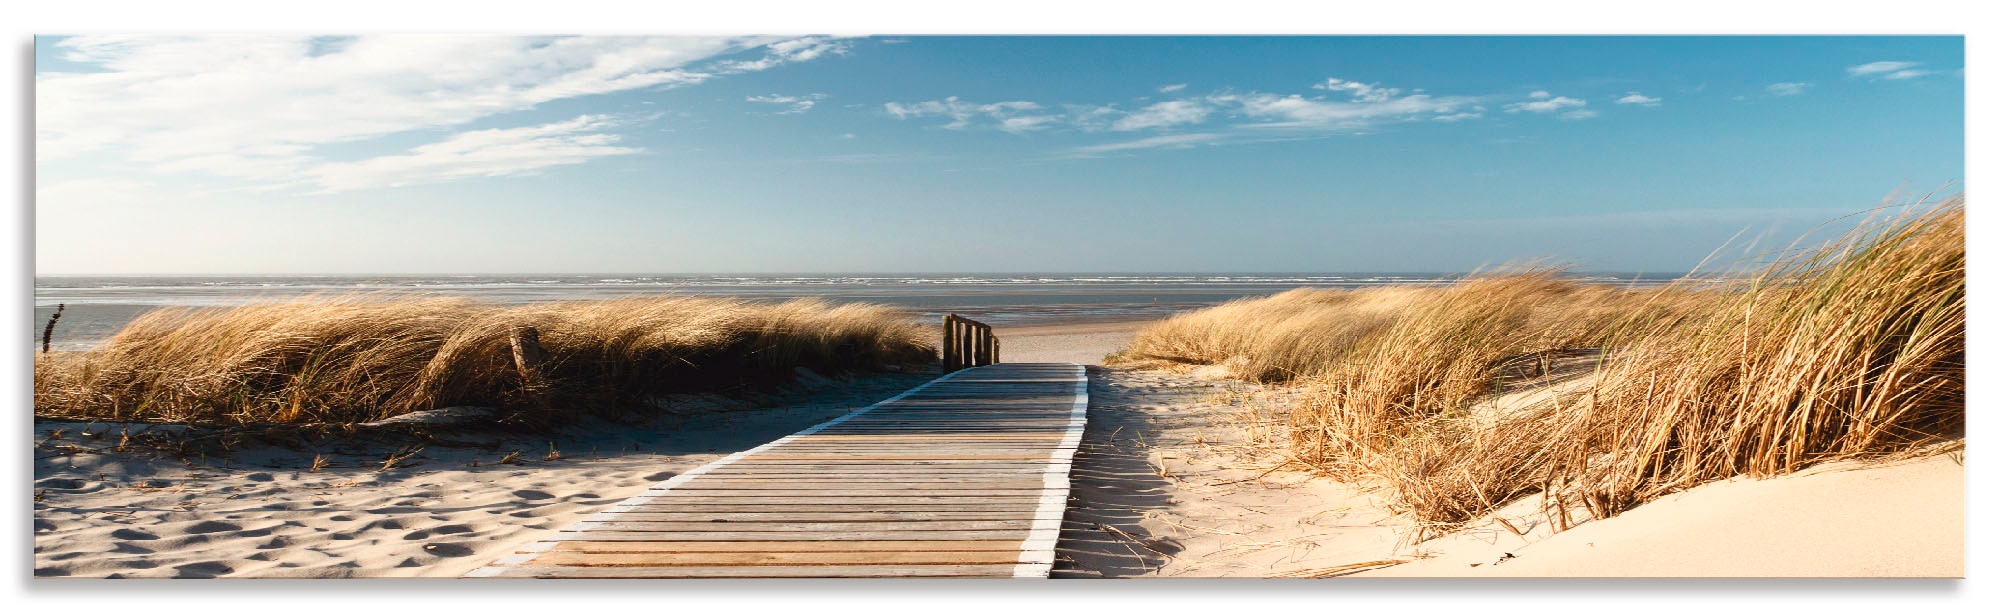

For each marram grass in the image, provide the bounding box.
[33,296,934,427]
[1120,195,1964,535]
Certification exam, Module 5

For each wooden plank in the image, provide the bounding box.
[555,530,1032,542]
[545,540,1027,554]
[674,481,1048,489]
[570,520,1033,532]
[525,550,1023,567]
[596,511,1034,522]
[608,504,1045,513]
[642,489,1057,497]
[471,362,1086,579]
[624,496,1054,505]
[492,564,1024,578]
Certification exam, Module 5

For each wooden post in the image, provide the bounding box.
[942,315,957,372]
[961,322,974,368]
[991,336,1000,365]
[509,326,546,382]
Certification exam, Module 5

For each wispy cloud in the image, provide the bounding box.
[1847,60,1930,80]
[308,115,641,193]
[1616,92,1662,106]
[714,36,850,73]
[1110,99,1211,131]
[38,35,844,192]
[1157,83,1187,93]
[1766,82,1810,96]
[1504,93,1588,114]
[747,93,827,114]
[884,97,1059,133]
[1068,133,1223,156]
[1311,77,1401,103]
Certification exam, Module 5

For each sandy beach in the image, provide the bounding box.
[31,318,1964,578]
[33,371,937,578]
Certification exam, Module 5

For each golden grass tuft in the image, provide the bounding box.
[1117,194,1965,536]
[33,296,934,427]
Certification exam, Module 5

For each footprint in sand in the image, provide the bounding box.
[422,543,474,557]
[185,520,241,534]
[34,567,70,577]
[512,489,554,501]
[111,528,161,541]
[109,542,154,555]
[256,537,291,550]
[244,472,276,482]
[173,561,233,578]
[36,477,86,490]
[642,471,678,481]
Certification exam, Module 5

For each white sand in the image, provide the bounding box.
[32,371,935,578]
[992,320,1149,365]
[1022,319,1963,578]
[1054,367,1406,577]
[33,319,1964,579]
[1363,452,1964,578]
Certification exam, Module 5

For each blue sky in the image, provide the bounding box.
[34,35,1963,274]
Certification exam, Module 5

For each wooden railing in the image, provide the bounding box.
[941,314,999,373]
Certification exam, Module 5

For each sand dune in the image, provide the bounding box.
[32,372,935,578]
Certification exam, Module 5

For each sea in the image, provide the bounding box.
[32,273,1679,350]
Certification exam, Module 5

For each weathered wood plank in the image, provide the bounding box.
[545,540,1027,554]
[569,520,1034,532]
[553,530,1033,541]
[527,550,1023,567]
[607,504,1045,513]
[470,362,1085,579]
[492,564,1026,578]
[595,511,1034,522]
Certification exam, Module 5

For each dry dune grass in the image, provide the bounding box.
[33,296,934,427]
[1118,195,1965,536]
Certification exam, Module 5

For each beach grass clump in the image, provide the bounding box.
[1282,196,1964,532]
[1560,197,1965,517]
[32,296,934,427]
[1114,272,1682,383]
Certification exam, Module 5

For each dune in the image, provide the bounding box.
[32,372,934,578]
[1362,453,1963,577]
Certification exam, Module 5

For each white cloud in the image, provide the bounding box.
[1562,109,1599,120]
[999,115,1061,133]
[1312,78,1401,103]
[746,93,827,114]
[1616,92,1662,106]
[1110,99,1212,131]
[307,115,641,193]
[1433,111,1483,122]
[37,35,838,192]
[1214,90,1479,129]
[1068,133,1223,155]
[1847,61,1922,78]
[1157,83,1188,93]
[1505,94,1587,113]
[714,36,850,73]
[1766,82,1810,96]
[884,96,1055,131]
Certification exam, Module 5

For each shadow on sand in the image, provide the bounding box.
[1050,366,1189,578]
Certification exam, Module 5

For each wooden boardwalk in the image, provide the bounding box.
[467,362,1088,578]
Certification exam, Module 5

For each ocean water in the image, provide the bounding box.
[32,273,1677,350]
